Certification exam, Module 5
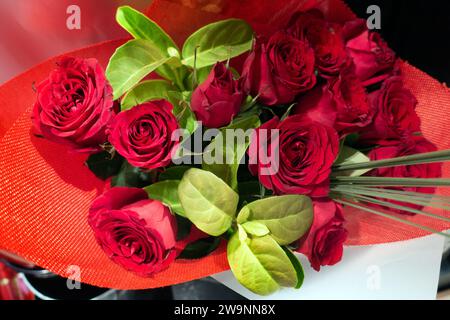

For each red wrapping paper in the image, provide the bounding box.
[0,0,449,289]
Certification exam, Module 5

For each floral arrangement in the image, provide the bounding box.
[28,5,450,295]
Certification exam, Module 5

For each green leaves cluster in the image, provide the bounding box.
[174,168,312,295]
[106,6,253,105]
[142,167,313,295]
[104,6,313,297]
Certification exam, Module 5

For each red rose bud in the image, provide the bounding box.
[32,57,115,152]
[191,62,244,128]
[294,66,372,136]
[359,76,421,146]
[343,19,396,86]
[241,32,316,106]
[89,187,177,277]
[297,199,347,271]
[248,115,339,197]
[367,136,442,215]
[286,10,349,78]
[108,100,180,169]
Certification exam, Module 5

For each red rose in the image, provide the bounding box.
[241,32,316,106]
[32,57,115,152]
[294,67,372,136]
[88,187,177,276]
[108,100,179,169]
[358,76,420,146]
[191,62,244,128]
[367,136,442,215]
[286,10,349,78]
[248,115,339,197]
[343,19,396,86]
[297,199,347,271]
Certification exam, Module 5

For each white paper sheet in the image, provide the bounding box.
[213,234,445,300]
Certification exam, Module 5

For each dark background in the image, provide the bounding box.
[346,0,450,84]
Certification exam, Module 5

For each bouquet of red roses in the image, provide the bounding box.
[2,1,450,295]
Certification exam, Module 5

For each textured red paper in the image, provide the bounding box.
[0,0,449,289]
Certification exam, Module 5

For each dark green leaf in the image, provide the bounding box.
[111,161,156,188]
[175,215,192,241]
[282,247,304,289]
[159,166,192,181]
[178,237,221,259]
[85,151,123,180]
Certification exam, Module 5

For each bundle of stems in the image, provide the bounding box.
[331,149,450,238]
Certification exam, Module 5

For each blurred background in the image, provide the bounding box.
[0,0,449,300]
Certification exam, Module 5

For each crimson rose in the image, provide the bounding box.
[191,62,244,128]
[248,115,339,197]
[294,67,372,136]
[286,10,349,78]
[241,32,316,106]
[358,76,421,146]
[368,136,442,214]
[89,187,177,276]
[297,199,347,271]
[343,19,396,86]
[108,100,179,169]
[32,57,115,152]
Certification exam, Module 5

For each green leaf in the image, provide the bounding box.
[241,221,270,237]
[333,145,371,177]
[182,19,253,69]
[178,237,221,260]
[106,39,178,99]
[202,114,261,190]
[144,180,185,217]
[159,166,192,181]
[120,80,175,110]
[175,215,191,241]
[184,65,213,91]
[116,6,179,55]
[178,168,239,236]
[282,247,304,289]
[280,103,297,120]
[237,195,313,245]
[167,91,198,135]
[227,232,299,295]
[115,6,188,89]
[174,102,198,135]
[111,161,155,188]
[85,151,124,180]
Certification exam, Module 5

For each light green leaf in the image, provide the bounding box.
[182,19,253,69]
[227,233,300,295]
[333,145,371,177]
[178,168,239,236]
[241,221,270,237]
[202,114,261,190]
[115,6,188,89]
[120,80,175,110]
[144,180,185,217]
[237,195,313,245]
[106,39,178,99]
[116,6,179,55]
